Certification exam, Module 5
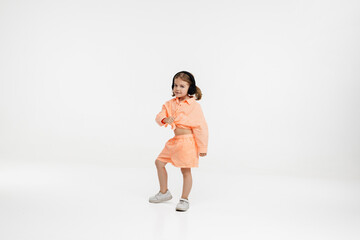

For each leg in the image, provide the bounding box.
[180,168,192,199]
[155,159,168,194]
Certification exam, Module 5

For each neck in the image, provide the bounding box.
[178,96,189,102]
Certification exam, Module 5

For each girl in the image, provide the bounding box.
[149,71,208,212]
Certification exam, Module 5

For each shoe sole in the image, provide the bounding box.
[176,208,189,212]
[149,196,172,203]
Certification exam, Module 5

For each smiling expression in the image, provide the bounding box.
[173,78,190,100]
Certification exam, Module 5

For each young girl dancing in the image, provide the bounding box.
[149,71,208,212]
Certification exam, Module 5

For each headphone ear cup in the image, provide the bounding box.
[187,72,196,94]
[171,77,175,90]
[188,84,196,95]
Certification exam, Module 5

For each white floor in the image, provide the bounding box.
[0,163,359,240]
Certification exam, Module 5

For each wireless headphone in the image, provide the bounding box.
[172,71,197,95]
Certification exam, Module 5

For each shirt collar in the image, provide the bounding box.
[175,96,195,105]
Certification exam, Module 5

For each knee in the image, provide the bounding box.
[155,159,166,168]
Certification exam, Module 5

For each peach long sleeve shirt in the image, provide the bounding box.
[155,96,209,153]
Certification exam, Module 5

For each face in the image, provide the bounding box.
[173,78,190,99]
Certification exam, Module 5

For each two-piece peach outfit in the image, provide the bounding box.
[155,96,208,168]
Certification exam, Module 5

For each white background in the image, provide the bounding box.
[1,1,360,239]
[1,0,359,179]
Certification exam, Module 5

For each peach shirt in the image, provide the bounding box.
[155,96,209,153]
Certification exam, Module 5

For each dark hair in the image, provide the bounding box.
[171,71,203,100]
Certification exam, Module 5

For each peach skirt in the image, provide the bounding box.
[157,133,199,168]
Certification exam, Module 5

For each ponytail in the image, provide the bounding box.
[195,86,202,100]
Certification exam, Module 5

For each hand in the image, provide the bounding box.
[164,116,175,124]
[199,153,207,157]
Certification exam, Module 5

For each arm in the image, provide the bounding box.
[191,104,208,154]
[155,104,168,127]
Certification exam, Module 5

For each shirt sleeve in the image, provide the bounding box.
[155,104,168,127]
[191,104,208,153]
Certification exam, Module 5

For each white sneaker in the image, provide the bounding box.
[149,190,173,203]
[176,198,189,211]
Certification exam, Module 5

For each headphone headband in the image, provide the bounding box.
[180,71,196,86]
